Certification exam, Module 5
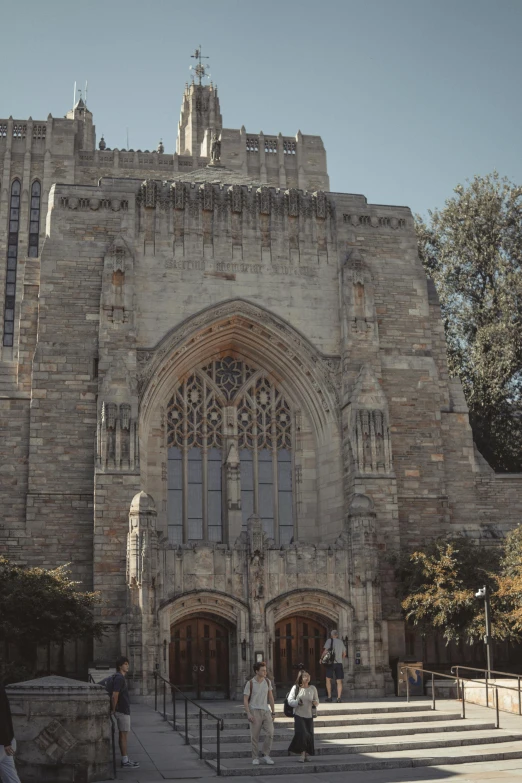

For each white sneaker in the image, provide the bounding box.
[252,758,260,765]
[263,755,275,765]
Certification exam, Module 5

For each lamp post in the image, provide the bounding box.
[475,586,493,676]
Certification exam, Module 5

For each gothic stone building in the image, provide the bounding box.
[1,79,521,699]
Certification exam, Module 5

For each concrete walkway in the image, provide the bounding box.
[99,699,522,783]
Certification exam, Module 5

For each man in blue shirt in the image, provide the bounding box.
[111,656,139,769]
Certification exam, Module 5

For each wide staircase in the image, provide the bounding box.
[171,698,522,776]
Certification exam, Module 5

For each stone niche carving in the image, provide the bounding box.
[347,366,392,475]
[342,249,376,338]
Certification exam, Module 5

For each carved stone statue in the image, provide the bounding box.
[210,133,221,165]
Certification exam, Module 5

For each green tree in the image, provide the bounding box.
[415,173,522,472]
[0,558,104,681]
[395,537,517,644]
[496,525,522,631]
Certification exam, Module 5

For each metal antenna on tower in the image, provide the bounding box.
[85,80,88,106]
[73,81,77,107]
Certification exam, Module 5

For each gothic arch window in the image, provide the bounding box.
[166,356,294,546]
[28,180,41,257]
[3,180,21,347]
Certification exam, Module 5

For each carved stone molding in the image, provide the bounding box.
[343,213,407,230]
[137,300,340,425]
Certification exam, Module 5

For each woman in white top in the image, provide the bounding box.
[287,669,319,762]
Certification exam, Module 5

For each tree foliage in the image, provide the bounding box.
[396,533,522,645]
[415,173,522,472]
[0,558,104,676]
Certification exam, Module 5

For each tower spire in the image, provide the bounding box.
[190,45,210,85]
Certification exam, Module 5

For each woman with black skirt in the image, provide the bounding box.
[287,670,319,762]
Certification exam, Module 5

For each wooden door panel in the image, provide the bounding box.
[274,615,327,689]
[170,617,229,698]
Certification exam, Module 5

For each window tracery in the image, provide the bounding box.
[28,180,41,257]
[3,180,21,347]
[166,357,294,546]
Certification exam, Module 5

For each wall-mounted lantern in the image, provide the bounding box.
[241,638,247,661]
[163,639,167,661]
[343,636,349,650]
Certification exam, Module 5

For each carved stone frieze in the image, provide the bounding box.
[343,213,407,229]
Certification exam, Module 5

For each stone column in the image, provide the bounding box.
[127,491,160,696]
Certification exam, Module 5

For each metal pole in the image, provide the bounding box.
[172,688,176,731]
[185,697,189,745]
[485,668,489,708]
[484,591,493,675]
[432,671,435,711]
[406,669,410,703]
[217,719,221,776]
[154,672,158,712]
[461,681,466,719]
[199,710,203,759]
[518,677,521,716]
[495,686,500,729]
[163,680,166,719]
[455,667,460,701]
[111,709,116,779]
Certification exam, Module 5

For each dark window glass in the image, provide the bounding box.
[3,181,21,346]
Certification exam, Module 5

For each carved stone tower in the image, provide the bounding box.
[176,82,222,158]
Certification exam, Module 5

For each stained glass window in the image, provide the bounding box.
[167,357,294,545]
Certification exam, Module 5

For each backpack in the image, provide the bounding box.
[99,673,117,696]
[320,639,336,666]
[284,685,296,718]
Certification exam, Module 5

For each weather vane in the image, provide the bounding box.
[190,45,210,85]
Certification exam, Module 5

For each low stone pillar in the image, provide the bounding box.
[6,675,113,783]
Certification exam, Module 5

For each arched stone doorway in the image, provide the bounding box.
[274,613,330,689]
[170,614,231,699]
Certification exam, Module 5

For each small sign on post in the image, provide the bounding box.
[398,661,423,696]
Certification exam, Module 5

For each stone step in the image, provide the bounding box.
[198,729,522,760]
[175,708,463,731]
[205,742,522,776]
[190,718,496,744]
[179,702,429,722]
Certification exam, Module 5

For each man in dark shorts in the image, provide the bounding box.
[111,656,139,769]
[323,630,347,703]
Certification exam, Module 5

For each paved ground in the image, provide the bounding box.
[98,699,522,783]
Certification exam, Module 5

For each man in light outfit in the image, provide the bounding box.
[323,629,347,703]
[243,661,276,765]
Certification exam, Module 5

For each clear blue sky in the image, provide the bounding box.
[1,0,521,217]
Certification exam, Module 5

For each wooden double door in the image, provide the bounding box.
[274,615,327,689]
[170,617,230,699]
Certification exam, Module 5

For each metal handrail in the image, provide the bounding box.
[88,673,117,779]
[153,671,224,776]
[400,664,516,729]
[451,665,522,714]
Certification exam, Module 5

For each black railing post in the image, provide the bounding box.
[518,677,521,716]
[172,687,176,731]
[154,671,158,712]
[163,680,166,720]
[485,668,489,708]
[495,686,500,729]
[185,696,189,745]
[461,681,466,719]
[406,668,410,703]
[432,671,435,711]
[110,706,116,779]
[199,710,203,759]
[216,718,221,776]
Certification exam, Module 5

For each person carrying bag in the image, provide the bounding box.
[287,669,319,763]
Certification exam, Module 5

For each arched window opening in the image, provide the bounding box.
[28,180,41,258]
[166,357,294,546]
[3,180,21,347]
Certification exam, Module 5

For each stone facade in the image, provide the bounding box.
[1,79,521,699]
